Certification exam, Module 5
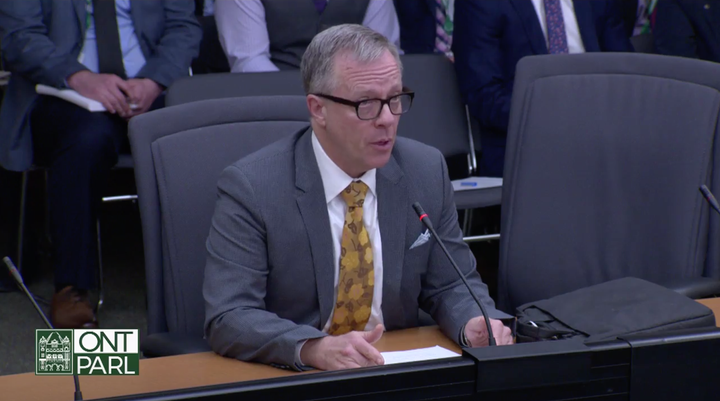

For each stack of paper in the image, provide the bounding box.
[36,84,106,112]
[380,346,460,365]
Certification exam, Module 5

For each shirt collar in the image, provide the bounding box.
[311,131,377,204]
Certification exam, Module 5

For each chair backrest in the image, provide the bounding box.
[167,54,473,165]
[129,96,310,335]
[166,71,305,106]
[398,54,473,162]
[499,53,720,313]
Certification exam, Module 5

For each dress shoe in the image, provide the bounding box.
[51,286,98,329]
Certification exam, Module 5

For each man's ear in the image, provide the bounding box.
[307,95,326,127]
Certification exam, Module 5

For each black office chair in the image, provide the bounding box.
[498,53,720,314]
[129,96,311,356]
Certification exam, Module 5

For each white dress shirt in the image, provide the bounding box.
[531,0,586,54]
[78,0,146,78]
[312,132,385,332]
[215,0,402,72]
[295,132,385,367]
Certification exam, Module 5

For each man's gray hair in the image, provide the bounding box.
[301,24,402,94]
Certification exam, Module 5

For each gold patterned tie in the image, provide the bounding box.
[328,181,375,335]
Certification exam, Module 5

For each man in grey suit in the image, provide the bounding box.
[204,24,513,371]
[0,0,201,328]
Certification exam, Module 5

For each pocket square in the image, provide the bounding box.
[410,229,431,250]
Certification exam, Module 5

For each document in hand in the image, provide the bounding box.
[36,84,106,112]
[380,346,460,365]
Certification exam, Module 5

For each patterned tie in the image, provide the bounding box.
[313,0,327,14]
[544,0,569,54]
[434,0,452,55]
[328,181,375,335]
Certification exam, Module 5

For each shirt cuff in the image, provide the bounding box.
[459,324,470,348]
[295,339,309,368]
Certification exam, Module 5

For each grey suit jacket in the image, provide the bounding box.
[204,128,509,368]
[0,0,201,171]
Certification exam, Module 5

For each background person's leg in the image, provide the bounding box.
[30,96,128,328]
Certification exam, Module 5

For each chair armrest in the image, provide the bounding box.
[660,277,720,300]
[141,332,212,358]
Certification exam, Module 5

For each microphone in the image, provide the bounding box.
[3,256,84,401]
[411,203,497,346]
[699,185,720,216]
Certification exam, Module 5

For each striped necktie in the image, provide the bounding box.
[434,0,452,55]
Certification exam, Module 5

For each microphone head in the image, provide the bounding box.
[700,185,713,200]
[412,202,425,218]
[3,257,23,285]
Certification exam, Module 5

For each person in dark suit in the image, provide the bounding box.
[653,0,720,63]
[394,0,454,57]
[453,0,633,177]
[203,24,512,371]
[0,0,201,328]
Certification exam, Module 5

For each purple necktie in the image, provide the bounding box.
[543,0,569,54]
[313,0,327,14]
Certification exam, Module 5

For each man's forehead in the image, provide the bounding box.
[334,51,400,77]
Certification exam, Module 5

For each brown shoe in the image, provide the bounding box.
[50,286,98,329]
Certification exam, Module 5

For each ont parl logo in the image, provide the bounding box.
[36,329,139,375]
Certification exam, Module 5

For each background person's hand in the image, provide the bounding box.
[300,324,385,370]
[464,317,514,347]
[125,78,163,117]
[67,70,132,117]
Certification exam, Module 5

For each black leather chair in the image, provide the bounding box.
[498,53,720,314]
[129,96,311,356]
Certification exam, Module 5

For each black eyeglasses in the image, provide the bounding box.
[312,89,415,120]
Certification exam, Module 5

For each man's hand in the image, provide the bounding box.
[465,317,514,346]
[301,324,385,371]
[67,70,132,117]
[125,78,163,117]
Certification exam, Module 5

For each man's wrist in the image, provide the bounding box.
[298,337,323,368]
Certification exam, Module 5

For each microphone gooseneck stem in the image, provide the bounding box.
[411,204,497,346]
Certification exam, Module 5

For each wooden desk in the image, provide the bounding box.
[697,297,720,324]
[4,299,719,401]
[0,326,461,401]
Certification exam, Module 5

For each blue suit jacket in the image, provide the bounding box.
[654,0,720,63]
[0,0,202,171]
[394,0,437,54]
[453,0,633,177]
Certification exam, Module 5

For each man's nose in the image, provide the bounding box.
[374,103,396,127]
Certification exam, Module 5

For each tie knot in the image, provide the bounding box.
[341,181,369,208]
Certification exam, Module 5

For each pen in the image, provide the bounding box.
[460,182,477,187]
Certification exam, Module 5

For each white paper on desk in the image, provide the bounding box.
[451,177,503,192]
[381,346,461,365]
[36,84,106,112]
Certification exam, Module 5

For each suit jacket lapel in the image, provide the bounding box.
[510,0,548,54]
[572,0,600,52]
[73,0,87,35]
[294,129,336,328]
[377,155,408,330]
